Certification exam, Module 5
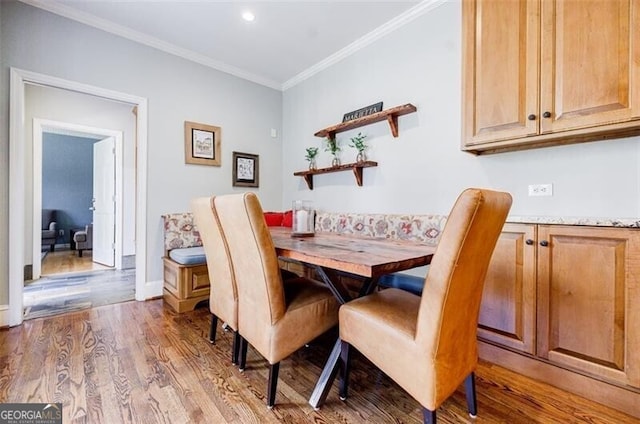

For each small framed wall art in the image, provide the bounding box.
[184,121,221,166]
[232,151,259,187]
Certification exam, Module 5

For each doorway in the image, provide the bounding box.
[31,121,123,280]
[9,68,149,327]
[24,104,131,321]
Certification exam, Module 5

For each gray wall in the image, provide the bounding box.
[282,1,640,218]
[42,133,97,243]
[0,0,284,306]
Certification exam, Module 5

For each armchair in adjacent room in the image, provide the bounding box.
[73,224,93,257]
[41,209,58,252]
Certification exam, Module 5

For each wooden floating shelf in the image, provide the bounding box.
[294,161,378,190]
[314,103,417,139]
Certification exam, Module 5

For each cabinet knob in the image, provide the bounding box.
[543,111,552,118]
[540,240,549,247]
[528,114,536,121]
[525,239,534,245]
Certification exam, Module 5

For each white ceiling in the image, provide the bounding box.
[21,0,444,90]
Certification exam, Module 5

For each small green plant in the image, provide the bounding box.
[304,146,319,162]
[324,136,341,155]
[349,132,368,152]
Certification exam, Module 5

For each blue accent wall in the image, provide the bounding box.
[42,133,98,243]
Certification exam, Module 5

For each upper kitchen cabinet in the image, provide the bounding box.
[462,0,640,154]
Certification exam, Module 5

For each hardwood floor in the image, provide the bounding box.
[0,300,637,423]
[41,248,111,275]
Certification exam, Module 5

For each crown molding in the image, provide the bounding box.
[282,0,448,91]
[18,0,282,90]
[18,0,446,92]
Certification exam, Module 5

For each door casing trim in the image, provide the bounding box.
[9,67,149,326]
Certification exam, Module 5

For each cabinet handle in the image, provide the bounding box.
[525,239,534,245]
[543,111,552,118]
[540,240,549,247]
[528,114,536,121]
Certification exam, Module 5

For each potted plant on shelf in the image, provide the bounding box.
[325,136,341,167]
[305,147,319,170]
[349,132,368,163]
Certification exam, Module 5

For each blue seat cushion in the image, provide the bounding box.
[169,246,206,265]
[378,272,425,296]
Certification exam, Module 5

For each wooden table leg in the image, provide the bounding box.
[309,338,341,409]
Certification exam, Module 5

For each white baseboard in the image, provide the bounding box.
[0,305,9,328]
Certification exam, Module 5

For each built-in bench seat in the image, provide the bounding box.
[378,273,425,295]
[162,212,210,313]
[162,210,297,313]
[162,209,446,312]
[168,246,206,265]
[314,211,447,295]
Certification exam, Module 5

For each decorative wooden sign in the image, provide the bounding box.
[342,102,383,122]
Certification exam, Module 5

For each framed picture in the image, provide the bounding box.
[232,151,259,187]
[184,121,221,166]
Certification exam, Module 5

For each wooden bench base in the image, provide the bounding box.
[163,257,210,313]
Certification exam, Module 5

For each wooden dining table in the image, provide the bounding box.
[270,227,437,409]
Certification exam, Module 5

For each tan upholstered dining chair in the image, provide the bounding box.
[192,197,242,364]
[338,188,512,424]
[214,192,339,408]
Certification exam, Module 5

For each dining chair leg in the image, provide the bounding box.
[464,372,477,418]
[267,362,280,409]
[238,336,248,372]
[208,314,218,344]
[339,340,351,400]
[232,331,241,365]
[422,408,437,424]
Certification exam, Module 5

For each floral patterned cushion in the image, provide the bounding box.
[315,212,447,246]
[162,212,202,252]
[162,210,446,255]
[163,210,295,254]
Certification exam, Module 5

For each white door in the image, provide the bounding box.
[93,137,116,266]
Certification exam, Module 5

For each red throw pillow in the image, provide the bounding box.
[263,212,284,227]
[282,210,293,228]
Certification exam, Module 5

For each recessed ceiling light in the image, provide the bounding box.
[242,11,255,22]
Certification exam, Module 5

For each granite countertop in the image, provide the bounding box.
[507,216,640,228]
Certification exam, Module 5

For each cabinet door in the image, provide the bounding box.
[462,0,539,146]
[540,0,640,134]
[478,224,537,354]
[537,225,640,388]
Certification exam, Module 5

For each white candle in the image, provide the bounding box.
[296,209,308,233]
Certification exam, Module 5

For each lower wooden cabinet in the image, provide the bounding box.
[479,223,640,418]
[478,223,537,354]
[536,225,640,389]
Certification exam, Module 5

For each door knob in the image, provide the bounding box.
[543,111,552,118]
